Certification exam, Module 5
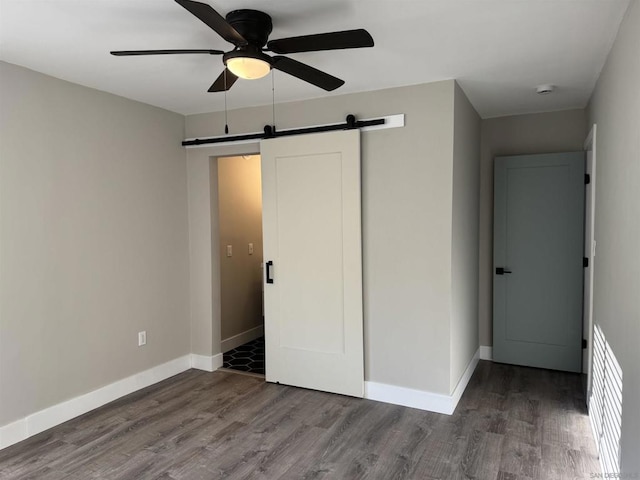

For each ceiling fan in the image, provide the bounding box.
[111,0,374,93]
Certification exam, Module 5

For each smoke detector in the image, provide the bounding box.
[536,84,555,95]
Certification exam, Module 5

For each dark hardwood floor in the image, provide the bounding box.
[0,361,599,479]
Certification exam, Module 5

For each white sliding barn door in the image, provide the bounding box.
[261,130,364,398]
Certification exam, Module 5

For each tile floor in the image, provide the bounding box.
[223,336,265,375]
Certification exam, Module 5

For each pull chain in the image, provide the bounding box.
[224,69,229,135]
[271,69,276,131]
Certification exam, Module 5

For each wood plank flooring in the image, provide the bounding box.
[0,361,600,479]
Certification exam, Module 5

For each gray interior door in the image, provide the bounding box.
[493,152,585,373]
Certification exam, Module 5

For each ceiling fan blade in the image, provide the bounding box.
[267,29,373,54]
[175,0,246,46]
[111,49,224,56]
[272,56,344,91]
[208,69,239,92]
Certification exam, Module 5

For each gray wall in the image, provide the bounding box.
[0,62,190,426]
[216,155,263,344]
[588,0,640,474]
[450,83,481,392]
[186,80,482,395]
[478,109,587,346]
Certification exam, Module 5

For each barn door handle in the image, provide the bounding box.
[496,267,512,275]
[266,261,274,284]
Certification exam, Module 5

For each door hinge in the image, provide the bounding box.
[585,174,591,185]
[583,257,589,268]
[582,338,588,349]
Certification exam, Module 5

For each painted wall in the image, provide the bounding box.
[588,0,640,474]
[0,62,190,426]
[478,109,587,347]
[216,155,263,345]
[450,83,481,393]
[186,80,465,395]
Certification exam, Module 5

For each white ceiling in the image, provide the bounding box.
[0,0,630,117]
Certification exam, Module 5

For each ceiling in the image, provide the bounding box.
[0,0,630,118]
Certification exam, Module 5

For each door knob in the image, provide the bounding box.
[496,267,512,275]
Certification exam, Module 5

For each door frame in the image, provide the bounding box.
[186,141,262,365]
[215,153,265,354]
[583,124,597,399]
[212,144,262,359]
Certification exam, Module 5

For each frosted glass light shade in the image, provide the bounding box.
[226,57,271,80]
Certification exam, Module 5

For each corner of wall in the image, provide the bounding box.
[187,148,215,357]
[450,83,481,393]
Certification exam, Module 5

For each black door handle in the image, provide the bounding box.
[266,261,274,284]
[496,267,512,275]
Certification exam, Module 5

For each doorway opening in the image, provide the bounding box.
[216,154,265,376]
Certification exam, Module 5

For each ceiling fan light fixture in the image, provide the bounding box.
[224,50,271,80]
[227,56,270,79]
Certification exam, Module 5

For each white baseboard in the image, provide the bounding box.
[365,381,454,415]
[221,325,264,353]
[365,348,479,415]
[1,344,480,449]
[0,354,193,450]
[480,345,493,361]
[190,353,223,372]
[0,420,28,450]
[450,348,480,410]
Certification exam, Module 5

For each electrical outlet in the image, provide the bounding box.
[138,331,147,346]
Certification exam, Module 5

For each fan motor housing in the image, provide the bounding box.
[226,9,273,47]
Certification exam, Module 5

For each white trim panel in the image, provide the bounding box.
[221,325,264,353]
[190,353,224,372]
[0,355,192,450]
[183,114,405,149]
[480,345,493,361]
[365,348,479,415]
